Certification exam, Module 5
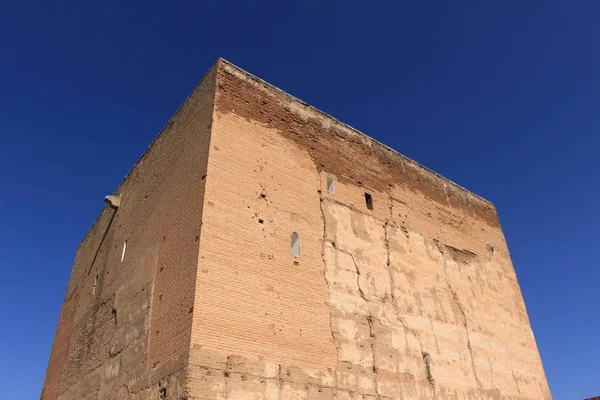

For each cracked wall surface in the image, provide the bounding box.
[184,60,551,399]
[42,59,550,400]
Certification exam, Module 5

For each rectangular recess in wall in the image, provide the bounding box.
[365,192,373,210]
[327,176,335,194]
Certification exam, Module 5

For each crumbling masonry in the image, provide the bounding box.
[41,59,551,399]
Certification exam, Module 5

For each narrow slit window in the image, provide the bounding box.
[365,192,373,210]
[91,274,98,295]
[121,240,127,262]
[291,232,300,257]
[327,176,335,195]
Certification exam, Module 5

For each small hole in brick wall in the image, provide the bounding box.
[327,176,335,194]
[365,192,373,210]
[158,387,166,400]
[121,240,127,262]
[291,232,300,257]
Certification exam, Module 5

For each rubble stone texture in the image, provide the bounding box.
[41,59,551,400]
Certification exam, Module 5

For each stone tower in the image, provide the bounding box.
[41,59,551,400]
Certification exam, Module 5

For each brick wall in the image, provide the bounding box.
[184,60,551,399]
[40,65,216,400]
[42,58,551,399]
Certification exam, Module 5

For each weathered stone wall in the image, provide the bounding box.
[40,65,216,400]
[184,60,551,399]
[42,59,551,400]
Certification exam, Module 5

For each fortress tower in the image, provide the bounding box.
[41,59,551,399]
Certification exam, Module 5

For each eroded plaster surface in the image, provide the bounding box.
[183,61,550,399]
[42,59,550,400]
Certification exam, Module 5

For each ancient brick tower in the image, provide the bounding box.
[41,59,551,400]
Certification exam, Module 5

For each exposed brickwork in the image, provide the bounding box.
[214,63,499,230]
[42,59,550,399]
[40,65,216,400]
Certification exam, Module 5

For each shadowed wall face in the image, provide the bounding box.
[40,67,216,400]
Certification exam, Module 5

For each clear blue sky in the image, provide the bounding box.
[1,1,598,399]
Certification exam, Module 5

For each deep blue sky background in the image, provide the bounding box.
[1,1,598,398]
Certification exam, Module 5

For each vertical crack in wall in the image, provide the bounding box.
[366,313,381,399]
[223,356,232,397]
[351,252,369,302]
[384,220,433,389]
[429,318,440,354]
[86,208,117,276]
[437,242,483,391]
[317,175,340,391]
[487,355,496,387]
[511,365,522,396]
[277,364,284,398]
[333,245,370,302]
[383,221,395,305]
[422,352,434,385]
